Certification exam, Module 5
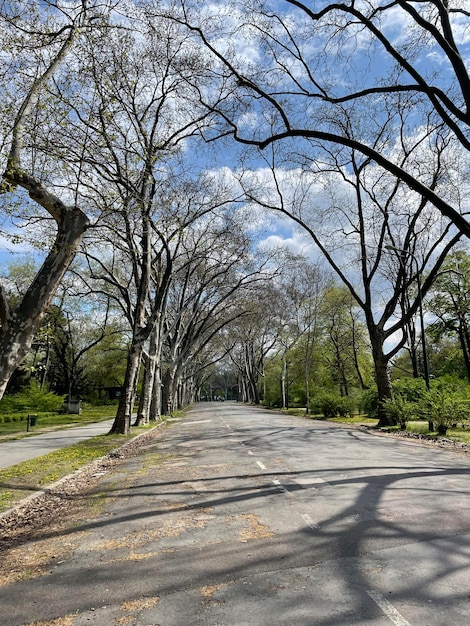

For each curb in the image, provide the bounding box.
[358,423,470,454]
[0,420,167,526]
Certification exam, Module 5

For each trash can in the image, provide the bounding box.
[29,414,38,427]
[67,400,82,414]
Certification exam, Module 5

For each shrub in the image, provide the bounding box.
[359,388,379,418]
[309,391,356,418]
[336,395,356,417]
[318,391,340,417]
[392,378,427,403]
[421,388,470,435]
[382,395,418,430]
[0,383,64,414]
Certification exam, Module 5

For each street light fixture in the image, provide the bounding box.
[385,245,431,392]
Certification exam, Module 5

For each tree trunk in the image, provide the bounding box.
[372,345,395,426]
[150,362,162,420]
[281,353,287,409]
[109,340,142,434]
[135,324,162,425]
[0,209,88,399]
[458,318,470,382]
[134,354,151,426]
[161,368,173,416]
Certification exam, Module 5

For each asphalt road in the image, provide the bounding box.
[0,419,115,469]
[1,402,470,625]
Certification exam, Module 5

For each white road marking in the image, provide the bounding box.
[256,461,267,470]
[367,590,412,626]
[247,450,254,456]
[183,420,212,424]
[293,476,327,487]
[301,513,320,530]
[272,478,291,495]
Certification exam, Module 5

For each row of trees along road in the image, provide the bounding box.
[8,247,470,425]
[166,0,470,424]
[219,253,470,418]
[1,1,470,430]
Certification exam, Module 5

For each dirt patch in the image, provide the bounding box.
[0,531,88,588]
[21,617,75,626]
[237,513,274,541]
[121,596,159,612]
[88,507,213,553]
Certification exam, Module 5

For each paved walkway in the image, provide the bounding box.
[0,419,115,469]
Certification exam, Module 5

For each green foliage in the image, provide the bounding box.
[0,383,64,415]
[421,387,470,435]
[383,377,470,433]
[383,395,418,429]
[358,387,379,417]
[392,378,428,402]
[309,390,356,418]
[0,406,115,435]
[335,395,355,417]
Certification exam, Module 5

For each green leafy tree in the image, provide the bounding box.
[428,251,470,381]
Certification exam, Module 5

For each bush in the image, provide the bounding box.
[0,383,64,414]
[336,395,356,417]
[392,378,427,403]
[421,388,470,435]
[309,391,356,418]
[310,391,337,417]
[358,388,379,418]
[382,395,418,430]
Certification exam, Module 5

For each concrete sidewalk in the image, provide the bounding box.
[0,419,115,469]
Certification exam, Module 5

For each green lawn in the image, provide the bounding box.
[0,405,117,441]
[0,423,160,513]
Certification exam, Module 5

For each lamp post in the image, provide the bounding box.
[385,246,431,392]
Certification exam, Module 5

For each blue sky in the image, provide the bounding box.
[2,0,470,351]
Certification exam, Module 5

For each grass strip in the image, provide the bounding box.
[0,406,117,440]
[329,416,470,444]
[0,426,154,513]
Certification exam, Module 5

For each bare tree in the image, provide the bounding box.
[240,126,463,423]
[169,0,470,236]
[226,292,280,405]
[56,7,227,433]
[0,2,108,398]
[161,217,269,413]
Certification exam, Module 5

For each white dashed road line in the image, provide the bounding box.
[272,479,291,496]
[222,415,412,626]
[301,513,320,530]
[367,590,412,626]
